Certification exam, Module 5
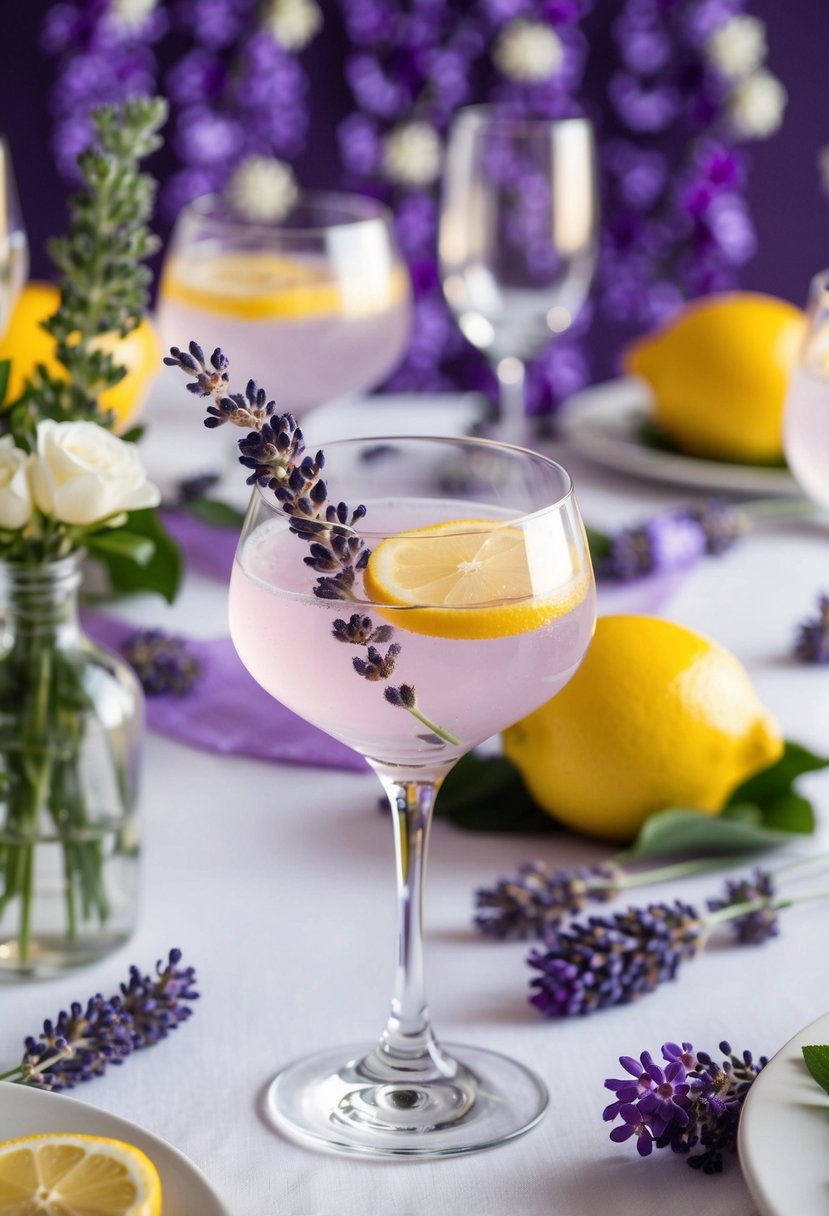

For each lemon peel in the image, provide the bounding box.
[363,518,589,640]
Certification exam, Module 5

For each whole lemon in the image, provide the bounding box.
[622,292,804,464]
[0,281,161,429]
[502,614,783,843]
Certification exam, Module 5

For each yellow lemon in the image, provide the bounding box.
[502,614,783,843]
[0,281,161,429]
[362,518,589,640]
[0,1133,161,1216]
[160,251,408,321]
[622,292,804,464]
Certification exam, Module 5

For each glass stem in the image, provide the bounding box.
[495,356,527,444]
[371,774,455,1080]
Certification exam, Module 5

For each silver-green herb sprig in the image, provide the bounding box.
[165,343,461,746]
[11,97,167,435]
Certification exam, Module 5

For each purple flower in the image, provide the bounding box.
[608,71,682,133]
[602,511,707,581]
[527,901,703,1018]
[794,594,829,664]
[604,1039,767,1173]
[11,950,198,1092]
[122,628,204,697]
[475,861,622,940]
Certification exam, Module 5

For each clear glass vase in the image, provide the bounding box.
[0,552,144,978]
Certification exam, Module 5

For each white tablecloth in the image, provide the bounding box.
[3,388,829,1216]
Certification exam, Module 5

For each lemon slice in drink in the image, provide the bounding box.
[363,518,587,640]
[0,1133,161,1216]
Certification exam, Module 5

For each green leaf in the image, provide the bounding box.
[802,1045,829,1096]
[618,806,807,863]
[726,740,829,807]
[0,361,9,407]
[85,531,155,565]
[435,753,559,834]
[184,497,246,529]
[86,509,183,604]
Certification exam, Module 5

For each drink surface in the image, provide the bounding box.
[228,497,595,771]
[783,366,829,511]
[157,251,411,414]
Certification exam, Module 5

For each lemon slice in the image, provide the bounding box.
[0,1133,161,1216]
[363,518,587,640]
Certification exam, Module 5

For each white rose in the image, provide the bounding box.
[262,0,322,51]
[493,19,564,84]
[0,436,32,531]
[706,15,767,81]
[226,155,299,223]
[382,123,442,187]
[30,420,160,527]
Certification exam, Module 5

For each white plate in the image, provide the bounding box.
[560,377,800,497]
[0,1082,230,1215]
[738,1008,829,1215]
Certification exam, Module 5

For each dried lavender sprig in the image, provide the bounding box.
[794,593,829,664]
[604,1040,767,1174]
[0,949,198,1091]
[528,865,829,1020]
[122,628,203,696]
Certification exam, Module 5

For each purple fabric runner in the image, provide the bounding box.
[85,512,694,772]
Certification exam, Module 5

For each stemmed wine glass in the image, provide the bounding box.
[227,432,596,1156]
[783,269,829,511]
[438,106,598,442]
[157,191,412,416]
[0,137,28,340]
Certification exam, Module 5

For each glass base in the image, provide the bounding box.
[264,1040,548,1158]
[0,928,132,981]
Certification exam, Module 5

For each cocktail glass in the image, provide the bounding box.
[156,191,412,417]
[228,433,596,1156]
[783,269,829,511]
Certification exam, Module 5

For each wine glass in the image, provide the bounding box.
[783,269,829,511]
[227,433,596,1156]
[0,137,28,340]
[157,191,412,415]
[438,106,598,442]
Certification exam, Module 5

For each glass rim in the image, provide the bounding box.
[252,432,576,538]
[448,104,595,137]
[809,268,829,301]
[177,189,396,237]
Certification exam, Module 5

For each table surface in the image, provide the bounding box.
[3,387,829,1216]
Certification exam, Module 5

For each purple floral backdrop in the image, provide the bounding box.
[5,0,828,396]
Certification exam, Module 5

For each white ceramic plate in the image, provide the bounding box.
[738,1008,829,1215]
[0,1082,230,1215]
[560,377,800,497]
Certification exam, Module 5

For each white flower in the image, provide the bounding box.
[492,18,564,84]
[817,146,829,197]
[382,123,442,188]
[727,70,787,140]
[262,0,322,51]
[706,15,767,81]
[30,421,160,528]
[0,437,32,531]
[226,155,299,223]
[108,0,158,34]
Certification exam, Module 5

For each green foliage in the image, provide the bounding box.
[85,510,183,605]
[802,1045,829,1096]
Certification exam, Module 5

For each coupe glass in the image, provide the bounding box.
[783,269,829,511]
[0,137,28,340]
[439,106,598,442]
[156,191,412,416]
[228,433,596,1156]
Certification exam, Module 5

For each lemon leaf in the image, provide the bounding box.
[619,806,808,863]
[725,740,829,807]
[0,359,9,406]
[435,753,559,834]
[802,1045,829,1096]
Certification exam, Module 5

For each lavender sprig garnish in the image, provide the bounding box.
[165,342,460,746]
[122,628,203,696]
[0,949,198,1091]
[604,1040,768,1174]
[527,863,827,1019]
[794,594,829,664]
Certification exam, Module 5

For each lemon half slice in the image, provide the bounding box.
[0,1133,161,1216]
[363,518,587,640]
